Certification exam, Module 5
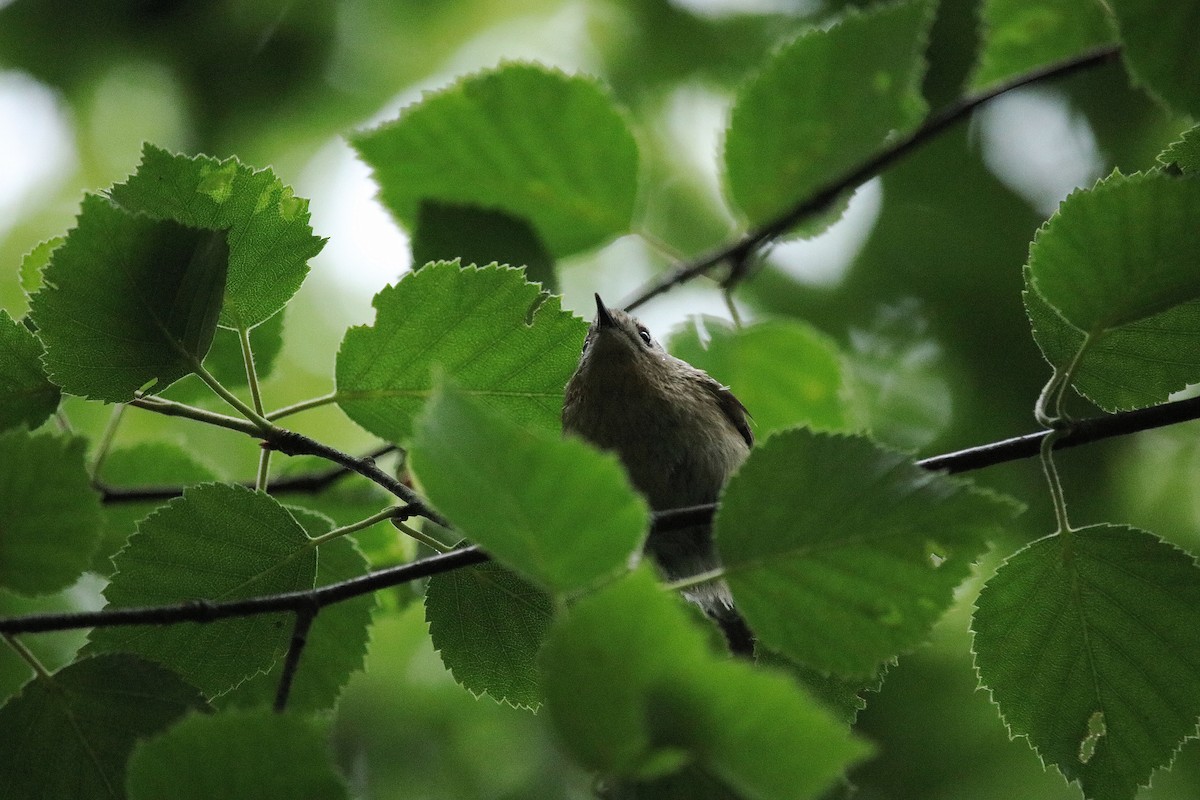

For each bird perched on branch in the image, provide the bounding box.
[563,294,755,654]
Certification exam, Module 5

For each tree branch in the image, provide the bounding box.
[622,44,1122,311]
[274,603,317,712]
[95,444,398,504]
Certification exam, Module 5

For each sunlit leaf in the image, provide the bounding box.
[974,525,1200,800]
[668,316,849,436]
[336,261,586,442]
[970,0,1114,89]
[411,383,646,593]
[353,63,638,257]
[724,0,932,233]
[717,429,1016,677]
[108,144,324,330]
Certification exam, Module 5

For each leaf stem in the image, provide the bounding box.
[266,393,338,422]
[391,518,453,553]
[1,633,52,681]
[238,326,272,490]
[90,403,126,480]
[1040,430,1073,534]
[190,358,273,432]
[307,506,404,548]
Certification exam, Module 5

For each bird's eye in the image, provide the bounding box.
[637,326,653,346]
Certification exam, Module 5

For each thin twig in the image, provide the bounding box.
[622,44,1122,311]
[0,547,489,636]
[274,603,317,712]
[95,444,399,504]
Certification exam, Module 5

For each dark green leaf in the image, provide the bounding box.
[108,144,324,330]
[0,429,101,595]
[94,443,219,575]
[336,261,586,442]
[410,383,647,593]
[1024,171,1200,411]
[217,507,375,713]
[973,525,1200,800]
[426,560,553,709]
[1108,0,1200,117]
[0,654,206,800]
[0,310,59,431]
[29,195,229,402]
[668,317,849,437]
[970,0,1115,89]
[126,709,347,800]
[352,63,638,257]
[540,569,870,797]
[724,0,932,232]
[87,484,317,698]
[717,429,1016,677]
[159,308,286,403]
[412,201,557,292]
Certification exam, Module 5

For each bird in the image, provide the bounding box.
[563,294,755,654]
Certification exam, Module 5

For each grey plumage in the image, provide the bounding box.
[563,295,753,651]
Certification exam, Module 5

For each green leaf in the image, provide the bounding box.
[973,525,1200,800]
[716,429,1016,677]
[540,569,870,797]
[19,236,62,296]
[335,261,587,443]
[94,443,219,575]
[217,507,375,713]
[1026,288,1200,413]
[126,709,347,800]
[756,650,888,727]
[425,560,553,709]
[87,483,318,698]
[724,0,932,232]
[1025,171,1200,411]
[970,0,1115,90]
[352,63,639,257]
[668,317,849,436]
[28,195,229,403]
[410,383,647,594]
[108,144,325,329]
[0,310,59,431]
[159,308,286,403]
[1108,0,1200,118]
[0,654,206,800]
[1157,123,1200,175]
[412,201,557,293]
[0,429,101,595]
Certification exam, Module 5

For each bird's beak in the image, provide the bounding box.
[594,293,617,329]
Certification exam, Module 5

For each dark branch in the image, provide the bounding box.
[622,44,1122,311]
[0,546,488,636]
[274,604,317,712]
[96,444,398,504]
[3,393,1198,636]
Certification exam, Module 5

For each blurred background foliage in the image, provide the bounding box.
[1,0,1197,797]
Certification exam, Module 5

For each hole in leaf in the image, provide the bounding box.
[1079,710,1106,764]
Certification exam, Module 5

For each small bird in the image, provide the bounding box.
[563,294,755,654]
